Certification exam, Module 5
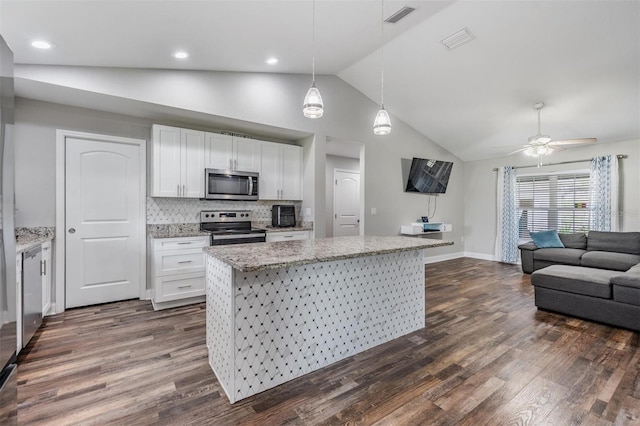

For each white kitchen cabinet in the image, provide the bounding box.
[259,141,303,200]
[41,240,51,316]
[150,124,204,198]
[150,236,209,310]
[266,230,310,243]
[205,133,260,172]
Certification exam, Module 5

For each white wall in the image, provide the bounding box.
[463,139,640,258]
[325,155,360,238]
[14,66,465,257]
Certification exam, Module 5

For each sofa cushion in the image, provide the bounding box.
[530,230,565,248]
[559,233,587,250]
[533,248,586,266]
[532,265,618,299]
[611,265,640,306]
[587,231,640,255]
[581,251,640,272]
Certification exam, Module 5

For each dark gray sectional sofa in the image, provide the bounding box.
[519,231,640,331]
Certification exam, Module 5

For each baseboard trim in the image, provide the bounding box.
[424,252,465,264]
[463,252,498,261]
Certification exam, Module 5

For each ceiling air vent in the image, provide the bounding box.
[442,27,475,50]
[385,6,416,24]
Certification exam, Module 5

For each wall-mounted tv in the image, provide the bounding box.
[405,157,453,194]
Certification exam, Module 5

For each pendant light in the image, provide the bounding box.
[303,0,323,118]
[373,0,391,135]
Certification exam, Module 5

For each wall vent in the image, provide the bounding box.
[385,6,415,24]
[442,27,475,50]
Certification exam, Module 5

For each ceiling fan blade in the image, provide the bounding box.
[548,138,597,146]
[507,147,528,155]
[549,145,566,152]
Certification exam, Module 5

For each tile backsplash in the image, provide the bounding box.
[147,197,302,224]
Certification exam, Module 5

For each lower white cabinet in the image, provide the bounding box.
[41,240,52,316]
[150,236,209,309]
[266,230,310,243]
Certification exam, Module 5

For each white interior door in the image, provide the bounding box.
[65,137,142,308]
[333,170,360,237]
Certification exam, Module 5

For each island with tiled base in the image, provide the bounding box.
[204,236,453,403]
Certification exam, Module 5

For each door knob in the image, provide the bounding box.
[68,228,76,234]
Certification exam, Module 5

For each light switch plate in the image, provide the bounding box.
[371,207,377,215]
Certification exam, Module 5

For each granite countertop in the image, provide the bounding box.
[147,224,210,239]
[16,227,55,254]
[257,225,313,233]
[204,235,453,272]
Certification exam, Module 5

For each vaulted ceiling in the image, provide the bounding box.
[2,0,638,161]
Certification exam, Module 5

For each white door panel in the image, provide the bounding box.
[181,129,205,198]
[66,137,141,308]
[334,170,361,237]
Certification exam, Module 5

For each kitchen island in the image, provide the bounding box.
[204,235,453,403]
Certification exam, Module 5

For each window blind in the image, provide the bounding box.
[516,172,590,239]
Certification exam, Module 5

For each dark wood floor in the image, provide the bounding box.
[17,258,640,425]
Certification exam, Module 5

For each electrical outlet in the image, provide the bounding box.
[443,223,452,232]
[371,207,377,215]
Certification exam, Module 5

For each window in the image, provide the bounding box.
[516,172,590,240]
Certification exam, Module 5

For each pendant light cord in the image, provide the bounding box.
[380,0,384,107]
[312,0,316,84]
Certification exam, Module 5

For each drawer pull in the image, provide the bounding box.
[178,285,192,289]
[177,260,193,264]
[177,242,192,245]
[284,235,293,238]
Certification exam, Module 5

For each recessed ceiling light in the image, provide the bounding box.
[173,51,189,59]
[266,57,278,65]
[31,40,53,49]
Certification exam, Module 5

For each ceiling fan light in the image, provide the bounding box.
[303,83,324,118]
[523,147,535,156]
[537,135,551,143]
[373,107,391,135]
[536,146,548,156]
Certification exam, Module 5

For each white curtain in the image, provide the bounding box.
[495,166,519,263]
[590,155,619,231]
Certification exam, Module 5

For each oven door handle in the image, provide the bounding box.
[212,233,266,241]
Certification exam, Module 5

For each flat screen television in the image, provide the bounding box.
[405,157,453,194]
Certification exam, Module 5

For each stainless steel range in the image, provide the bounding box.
[200,210,266,246]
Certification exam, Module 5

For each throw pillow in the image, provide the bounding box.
[530,230,565,248]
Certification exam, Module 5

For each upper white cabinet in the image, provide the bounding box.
[205,133,260,173]
[151,125,204,198]
[260,141,303,200]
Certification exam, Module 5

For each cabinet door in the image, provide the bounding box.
[151,125,181,197]
[204,132,234,170]
[281,145,303,200]
[259,141,282,200]
[181,129,205,198]
[234,138,260,172]
[41,241,52,315]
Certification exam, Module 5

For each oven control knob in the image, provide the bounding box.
[205,214,209,218]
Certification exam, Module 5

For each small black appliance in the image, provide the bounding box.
[272,205,296,227]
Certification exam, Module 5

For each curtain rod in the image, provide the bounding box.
[492,154,627,171]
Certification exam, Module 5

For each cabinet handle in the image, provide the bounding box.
[176,242,192,245]
[283,235,293,238]
[229,159,233,169]
[43,260,46,276]
[182,185,186,197]
[177,260,193,264]
[40,260,44,276]
[178,285,193,289]
[177,184,180,197]
[234,159,238,170]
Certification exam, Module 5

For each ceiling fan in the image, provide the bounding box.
[511,102,597,159]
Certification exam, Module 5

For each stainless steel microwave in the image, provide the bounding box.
[204,168,259,201]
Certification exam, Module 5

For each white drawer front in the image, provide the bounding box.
[266,231,309,243]
[155,237,209,251]
[156,250,205,276]
[155,273,205,302]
